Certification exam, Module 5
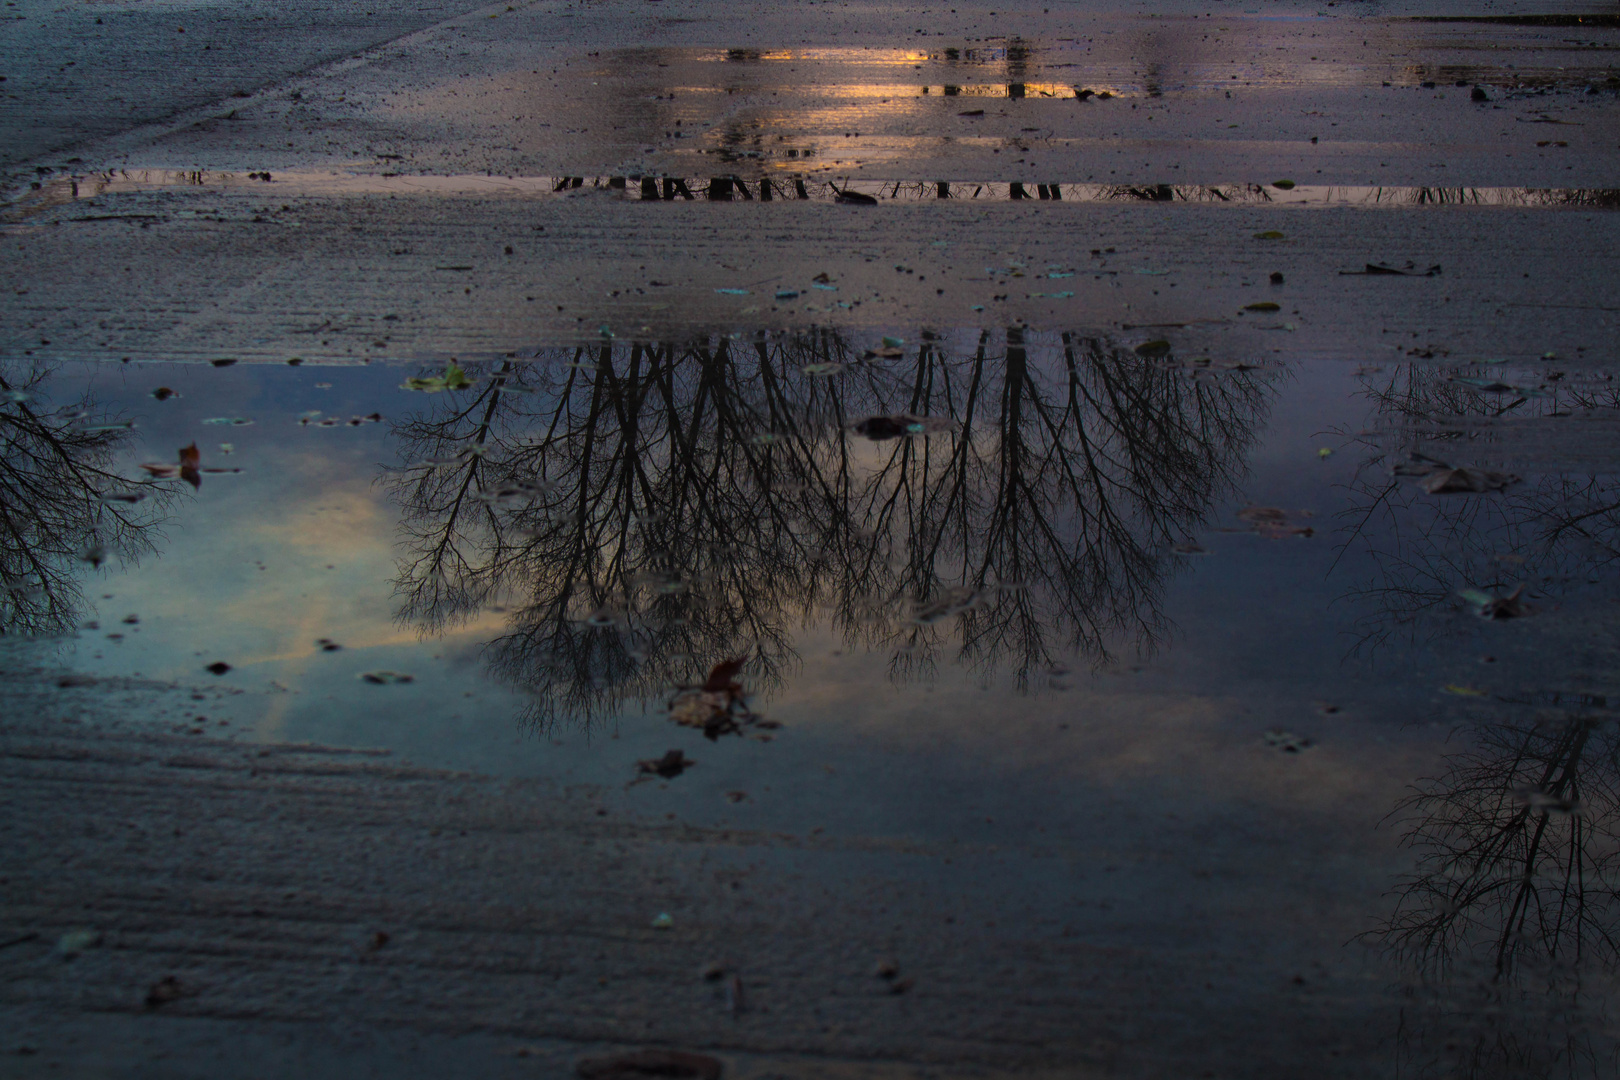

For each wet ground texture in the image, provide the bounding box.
[3,0,1620,1077]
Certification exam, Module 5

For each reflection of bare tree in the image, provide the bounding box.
[1370,700,1620,1080]
[387,329,1273,730]
[0,362,167,635]
[1333,363,1620,655]
[1348,363,1620,1077]
[1378,709,1620,977]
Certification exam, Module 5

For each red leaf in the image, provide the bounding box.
[702,656,747,692]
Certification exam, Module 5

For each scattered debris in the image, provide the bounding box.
[575,1050,722,1080]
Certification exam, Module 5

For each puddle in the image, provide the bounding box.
[6,312,1620,1069]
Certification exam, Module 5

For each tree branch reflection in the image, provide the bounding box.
[0,361,168,636]
[387,329,1273,731]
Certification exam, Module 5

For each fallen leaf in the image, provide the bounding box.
[1253,230,1286,240]
[401,361,475,392]
[1134,340,1172,358]
[703,657,748,692]
[1262,729,1314,753]
[55,929,102,957]
[1243,302,1280,312]
[144,975,186,1008]
[1340,262,1442,277]
[1458,584,1531,619]
[1236,506,1314,538]
[639,749,695,779]
[1420,466,1518,494]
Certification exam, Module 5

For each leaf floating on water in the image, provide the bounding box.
[1134,340,1172,358]
[715,288,751,296]
[139,443,203,489]
[959,108,985,116]
[1443,684,1488,697]
[1253,231,1286,240]
[78,541,108,567]
[98,490,149,504]
[1340,262,1442,277]
[1419,465,1519,495]
[1262,729,1313,753]
[863,346,904,359]
[834,188,879,205]
[206,661,232,675]
[55,929,102,957]
[1272,179,1296,190]
[1172,541,1209,555]
[881,336,905,348]
[359,670,414,684]
[316,638,343,652]
[774,289,800,300]
[150,387,179,401]
[1236,505,1314,539]
[1515,786,1582,816]
[1243,302,1281,312]
[669,656,770,740]
[852,415,954,441]
[1458,584,1531,619]
[579,605,626,628]
[637,749,694,779]
[801,362,845,376]
[401,361,475,392]
[703,657,748,693]
[201,417,254,426]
